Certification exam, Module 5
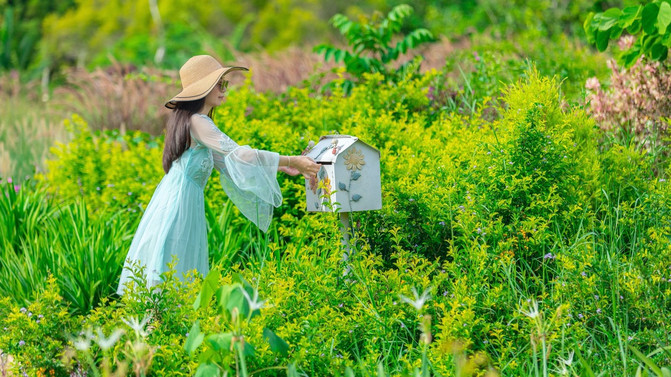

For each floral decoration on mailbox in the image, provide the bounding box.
[304,135,381,213]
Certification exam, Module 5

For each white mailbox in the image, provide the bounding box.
[304,135,381,213]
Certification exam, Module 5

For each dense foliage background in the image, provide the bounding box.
[1,0,670,376]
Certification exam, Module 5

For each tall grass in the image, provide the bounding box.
[0,181,137,313]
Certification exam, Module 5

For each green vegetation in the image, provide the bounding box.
[585,0,671,66]
[1,1,670,376]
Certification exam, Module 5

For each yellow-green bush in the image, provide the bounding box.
[24,65,671,375]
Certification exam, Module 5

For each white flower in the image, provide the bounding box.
[241,287,267,312]
[400,287,431,311]
[559,351,574,366]
[95,328,125,351]
[520,299,539,319]
[122,315,152,338]
[73,328,94,351]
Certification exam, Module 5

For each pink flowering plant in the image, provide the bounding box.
[585,41,671,171]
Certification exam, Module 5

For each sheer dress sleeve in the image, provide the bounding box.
[191,114,282,232]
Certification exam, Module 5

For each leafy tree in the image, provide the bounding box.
[0,0,75,72]
[584,0,671,67]
[314,4,434,92]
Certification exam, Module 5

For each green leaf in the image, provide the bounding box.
[599,8,622,30]
[223,284,249,319]
[334,49,346,63]
[610,25,624,40]
[263,328,289,356]
[622,48,642,68]
[650,42,668,60]
[584,12,597,44]
[620,5,642,28]
[184,321,204,355]
[206,333,233,353]
[643,34,658,51]
[628,19,643,34]
[642,2,660,34]
[629,345,664,377]
[195,363,221,377]
[575,347,596,377]
[658,2,671,34]
[193,266,220,310]
[596,29,611,52]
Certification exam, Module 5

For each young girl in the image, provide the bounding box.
[117,55,320,294]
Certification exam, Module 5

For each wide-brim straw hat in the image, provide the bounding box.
[165,55,248,109]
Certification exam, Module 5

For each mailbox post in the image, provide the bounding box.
[304,135,381,264]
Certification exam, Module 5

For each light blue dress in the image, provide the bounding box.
[117,114,282,295]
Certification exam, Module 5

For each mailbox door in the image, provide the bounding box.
[334,144,381,212]
[305,164,337,212]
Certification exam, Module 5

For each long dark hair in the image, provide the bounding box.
[162,98,206,173]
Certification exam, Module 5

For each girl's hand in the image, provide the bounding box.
[292,156,320,179]
[279,166,301,176]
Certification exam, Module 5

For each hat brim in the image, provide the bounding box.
[165,66,249,109]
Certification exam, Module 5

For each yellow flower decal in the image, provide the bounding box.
[319,176,332,198]
[343,147,365,171]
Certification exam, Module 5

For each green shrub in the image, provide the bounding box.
[26,60,671,375]
[0,276,74,376]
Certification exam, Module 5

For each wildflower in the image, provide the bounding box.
[520,300,539,319]
[73,328,94,351]
[594,295,599,300]
[581,271,587,277]
[543,253,555,260]
[400,287,431,311]
[38,314,43,319]
[7,177,12,184]
[596,308,602,314]
[19,307,26,313]
[95,328,125,351]
[122,315,152,338]
[241,287,267,312]
[439,221,445,226]
[559,351,575,367]
[427,86,436,101]
[578,313,584,319]
[18,340,25,347]
[585,78,600,92]
[13,185,20,192]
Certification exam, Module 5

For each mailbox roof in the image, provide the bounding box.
[305,135,378,163]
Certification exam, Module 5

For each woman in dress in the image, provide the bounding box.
[117,55,320,295]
